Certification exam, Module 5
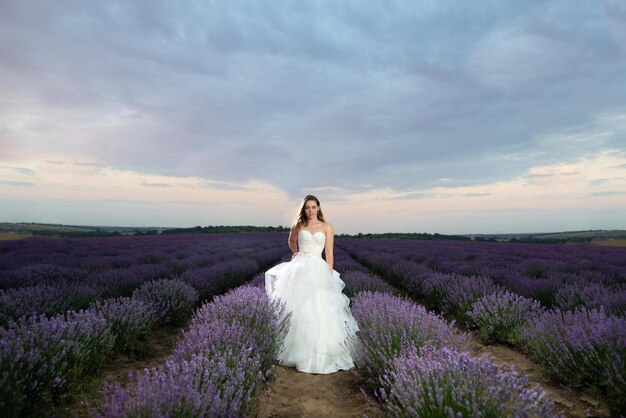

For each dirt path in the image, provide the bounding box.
[57,322,187,417]
[465,334,611,417]
[256,365,385,418]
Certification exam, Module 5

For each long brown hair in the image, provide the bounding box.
[292,194,326,228]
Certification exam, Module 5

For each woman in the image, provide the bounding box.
[265,194,361,374]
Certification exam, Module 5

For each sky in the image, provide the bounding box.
[1,0,625,235]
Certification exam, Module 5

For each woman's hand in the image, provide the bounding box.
[291,252,298,259]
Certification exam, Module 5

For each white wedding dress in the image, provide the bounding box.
[265,229,360,374]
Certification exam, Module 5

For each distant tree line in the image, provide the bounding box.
[32,229,126,238]
[24,225,622,243]
[161,225,290,234]
[507,236,594,244]
[339,232,471,241]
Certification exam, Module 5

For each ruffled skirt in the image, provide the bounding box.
[265,253,360,374]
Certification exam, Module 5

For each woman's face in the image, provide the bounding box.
[304,199,319,221]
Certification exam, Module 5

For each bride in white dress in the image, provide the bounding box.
[265,194,361,374]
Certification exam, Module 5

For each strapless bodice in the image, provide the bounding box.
[297,230,325,257]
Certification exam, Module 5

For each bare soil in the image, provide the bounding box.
[592,239,626,247]
[255,365,385,418]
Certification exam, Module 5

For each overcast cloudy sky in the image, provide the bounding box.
[1,0,625,234]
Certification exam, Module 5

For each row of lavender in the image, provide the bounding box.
[99,268,396,417]
[336,238,626,414]
[339,238,626,312]
[0,233,288,416]
[0,278,203,416]
[38,236,560,417]
[326,267,563,417]
[95,284,289,417]
[0,233,287,326]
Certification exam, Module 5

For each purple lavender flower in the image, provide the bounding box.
[468,290,545,345]
[177,259,259,300]
[87,268,143,298]
[0,281,100,327]
[341,271,398,298]
[248,271,266,288]
[383,346,561,417]
[522,306,626,389]
[440,275,504,324]
[421,271,456,311]
[350,291,468,394]
[333,246,368,273]
[90,296,158,348]
[388,260,434,298]
[97,285,288,418]
[555,282,626,316]
[132,278,199,325]
[99,350,262,418]
[0,309,115,416]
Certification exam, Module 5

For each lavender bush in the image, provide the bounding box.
[421,272,456,311]
[505,275,561,307]
[341,270,398,298]
[132,278,199,325]
[555,282,626,317]
[177,259,260,301]
[98,285,289,418]
[468,290,545,345]
[100,351,261,418]
[350,291,468,394]
[605,350,626,414]
[381,346,561,418]
[247,271,266,288]
[333,247,368,273]
[521,306,626,389]
[1,263,85,288]
[440,275,503,324]
[388,259,433,297]
[180,285,290,376]
[0,310,115,416]
[87,268,143,298]
[0,281,100,327]
[90,296,158,349]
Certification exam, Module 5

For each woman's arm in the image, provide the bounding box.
[288,225,299,258]
[324,223,334,273]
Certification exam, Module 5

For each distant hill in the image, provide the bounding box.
[466,229,626,243]
[0,222,167,238]
[0,222,467,240]
[1,222,624,243]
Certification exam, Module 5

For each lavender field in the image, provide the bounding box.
[1,233,625,417]
[337,237,626,416]
[0,233,287,417]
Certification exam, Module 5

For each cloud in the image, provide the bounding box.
[0,1,625,231]
[591,191,626,196]
[590,177,622,186]
[1,1,625,199]
[0,166,36,176]
[391,192,434,200]
[3,150,624,233]
[0,181,34,187]
[141,182,171,188]
[463,193,491,197]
